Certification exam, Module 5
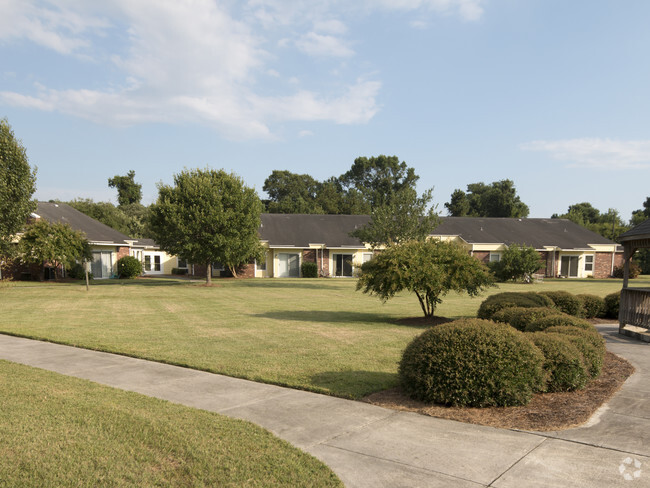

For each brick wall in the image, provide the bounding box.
[594,252,623,279]
[116,246,130,261]
[473,251,490,264]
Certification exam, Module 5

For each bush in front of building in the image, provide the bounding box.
[491,306,563,332]
[476,292,555,320]
[613,263,641,279]
[301,261,318,278]
[117,256,143,279]
[525,314,594,333]
[604,292,620,319]
[577,294,606,319]
[539,291,584,317]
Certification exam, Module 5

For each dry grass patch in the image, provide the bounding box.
[364,351,634,431]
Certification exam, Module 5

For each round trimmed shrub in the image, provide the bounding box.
[117,256,143,279]
[604,292,620,319]
[399,318,545,407]
[301,261,318,278]
[544,326,605,377]
[577,294,605,319]
[491,307,562,331]
[477,292,555,320]
[527,332,590,392]
[539,291,584,317]
[525,314,594,333]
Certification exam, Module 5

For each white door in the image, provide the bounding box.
[91,251,112,279]
[278,253,300,277]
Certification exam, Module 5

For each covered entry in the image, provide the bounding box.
[560,256,579,278]
[91,251,113,279]
[333,254,353,277]
[277,253,300,277]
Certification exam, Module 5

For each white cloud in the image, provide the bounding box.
[295,32,354,57]
[298,130,314,137]
[520,138,650,170]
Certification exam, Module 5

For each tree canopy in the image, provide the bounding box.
[631,197,650,227]
[149,168,263,283]
[0,118,37,258]
[19,219,91,280]
[445,180,529,218]
[552,202,627,241]
[357,240,494,318]
[108,170,142,206]
[489,244,543,282]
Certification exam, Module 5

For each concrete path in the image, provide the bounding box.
[0,324,648,487]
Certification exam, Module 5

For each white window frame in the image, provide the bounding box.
[489,252,501,263]
[584,255,594,272]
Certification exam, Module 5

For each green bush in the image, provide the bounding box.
[525,314,594,333]
[116,256,143,279]
[491,307,562,332]
[539,291,584,317]
[577,294,606,318]
[527,332,590,392]
[477,292,555,320]
[301,261,318,278]
[613,263,641,279]
[67,263,92,280]
[604,292,620,319]
[399,318,545,407]
[171,268,188,275]
[544,326,606,377]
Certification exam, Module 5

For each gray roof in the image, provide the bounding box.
[434,217,617,249]
[35,202,132,245]
[259,214,618,250]
[619,218,650,241]
[260,214,370,248]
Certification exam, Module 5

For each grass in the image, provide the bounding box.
[0,360,342,487]
[0,275,644,399]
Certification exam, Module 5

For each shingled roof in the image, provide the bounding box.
[35,202,132,245]
[260,214,370,248]
[619,218,650,241]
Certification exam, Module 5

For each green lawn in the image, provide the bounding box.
[0,360,342,487]
[0,276,642,398]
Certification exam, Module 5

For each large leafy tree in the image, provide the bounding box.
[489,244,543,282]
[262,170,322,214]
[149,168,263,283]
[552,202,628,241]
[631,197,650,227]
[67,199,133,235]
[108,170,142,206]
[19,219,91,280]
[0,118,37,258]
[357,240,494,318]
[445,180,529,218]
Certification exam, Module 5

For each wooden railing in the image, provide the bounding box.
[619,288,650,330]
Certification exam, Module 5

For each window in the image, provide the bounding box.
[489,252,501,263]
[334,254,353,277]
[177,258,187,269]
[585,255,594,272]
[256,259,266,271]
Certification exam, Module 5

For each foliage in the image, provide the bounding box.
[149,168,263,283]
[0,118,37,258]
[171,268,188,275]
[476,292,555,320]
[67,198,150,238]
[263,170,323,214]
[527,332,590,392]
[399,319,545,407]
[489,244,543,282]
[630,196,650,226]
[552,202,629,240]
[577,294,605,318]
[67,263,92,280]
[301,261,318,278]
[525,314,594,333]
[19,219,91,279]
[357,240,494,317]
[108,170,142,206]
[117,256,143,279]
[613,263,641,279]
[350,186,439,248]
[603,292,620,319]
[445,179,529,218]
[539,291,584,316]
[544,325,606,377]
[491,307,562,332]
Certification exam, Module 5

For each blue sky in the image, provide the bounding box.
[2,0,649,221]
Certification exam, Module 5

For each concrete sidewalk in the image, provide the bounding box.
[0,324,648,487]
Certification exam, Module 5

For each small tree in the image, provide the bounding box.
[357,240,494,318]
[108,170,142,207]
[19,219,91,279]
[149,168,263,284]
[490,244,543,282]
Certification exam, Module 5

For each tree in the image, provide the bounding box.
[108,170,142,206]
[357,240,494,318]
[262,170,322,214]
[489,244,543,282]
[446,180,529,218]
[339,155,418,212]
[19,219,91,280]
[149,168,263,283]
[350,187,439,248]
[0,118,37,259]
[553,203,628,241]
[630,197,650,226]
[67,199,150,238]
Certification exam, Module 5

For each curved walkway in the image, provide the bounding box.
[0,324,648,487]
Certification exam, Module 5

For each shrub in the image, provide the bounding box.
[117,256,143,279]
[577,294,606,318]
[488,244,543,282]
[67,263,91,280]
[539,291,584,317]
[491,307,562,332]
[399,318,545,407]
[526,314,594,333]
[171,268,188,275]
[613,263,641,279]
[477,292,555,320]
[301,261,318,278]
[527,332,590,392]
[603,292,620,319]
[544,326,606,377]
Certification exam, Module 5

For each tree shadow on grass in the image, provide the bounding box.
[86,279,193,287]
[252,310,404,325]
[309,370,398,399]
[238,279,354,290]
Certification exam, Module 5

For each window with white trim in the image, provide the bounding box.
[177,258,188,269]
[584,255,594,272]
[489,252,501,263]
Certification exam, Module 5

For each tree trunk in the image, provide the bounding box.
[230,265,238,278]
[206,262,212,285]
